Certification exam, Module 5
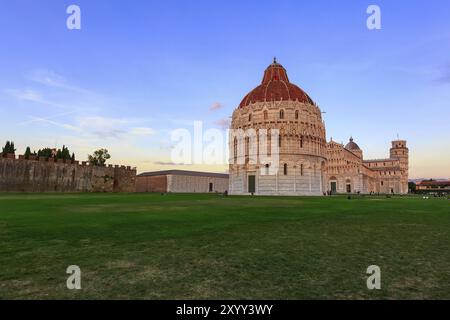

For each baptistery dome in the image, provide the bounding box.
[239,58,315,108]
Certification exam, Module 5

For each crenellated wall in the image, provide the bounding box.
[0,154,136,193]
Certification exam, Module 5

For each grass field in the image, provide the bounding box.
[0,193,449,300]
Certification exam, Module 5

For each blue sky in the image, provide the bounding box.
[0,0,449,178]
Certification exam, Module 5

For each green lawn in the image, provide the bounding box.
[0,193,449,300]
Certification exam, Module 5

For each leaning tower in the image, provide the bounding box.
[390,140,409,193]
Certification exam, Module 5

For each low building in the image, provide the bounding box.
[416,180,450,194]
[136,170,229,193]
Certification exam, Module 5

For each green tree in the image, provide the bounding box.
[2,141,16,156]
[408,182,417,193]
[71,153,75,161]
[88,148,111,166]
[24,147,32,159]
[2,141,10,156]
[61,145,71,160]
[37,148,53,159]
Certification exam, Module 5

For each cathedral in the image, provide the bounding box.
[228,59,409,195]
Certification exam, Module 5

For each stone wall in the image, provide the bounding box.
[230,163,325,196]
[135,175,167,193]
[167,174,229,193]
[0,155,136,193]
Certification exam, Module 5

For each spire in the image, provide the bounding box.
[262,59,289,84]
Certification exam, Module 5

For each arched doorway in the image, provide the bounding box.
[346,179,352,193]
[330,176,337,194]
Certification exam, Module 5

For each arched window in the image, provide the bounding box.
[264,110,268,120]
[300,164,304,176]
[245,137,250,164]
[300,136,303,148]
[279,110,284,119]
[278,135,282,148]
[284,163,288,175]
[295,110,299,119]
[233,137,238,163]
[248,114,252,121]
[265,164,270,175]
[245,137,250,156]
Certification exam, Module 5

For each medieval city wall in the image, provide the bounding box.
[0,154,136,192]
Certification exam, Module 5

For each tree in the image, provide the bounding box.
[37,148,53,159]
[2,141,16,156]
[88,148,111,166]
[71,153,75,161]
[34,145,74,160]
[24,147,32,159]
[59,145,71,160]
[2,141,10,156]
[408,182,416,194]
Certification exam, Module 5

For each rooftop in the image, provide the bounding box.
[239,59,315,108]
[138,170,229,179]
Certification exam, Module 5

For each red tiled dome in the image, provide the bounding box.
[239,59,314,108]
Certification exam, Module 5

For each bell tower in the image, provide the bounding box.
[390,140,409,193]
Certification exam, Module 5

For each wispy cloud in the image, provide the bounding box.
[18,114,156,140]
[17,110,80,126]
[29,69,93,95]
[214,117,231,130]
[8,69,156,140]
[26,117,82,132]
[5,89,69,109]
[209,102,224,111]
[130,127,155,136]
[74,116,155,139]
[76,116,133,129]
[154,161,192,166]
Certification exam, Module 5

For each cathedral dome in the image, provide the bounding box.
[345,137,360,150]
[239,59,315,108]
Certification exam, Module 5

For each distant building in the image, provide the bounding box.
[327,138,409,194]
[416,180,450,193]
[136,170,229,193]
